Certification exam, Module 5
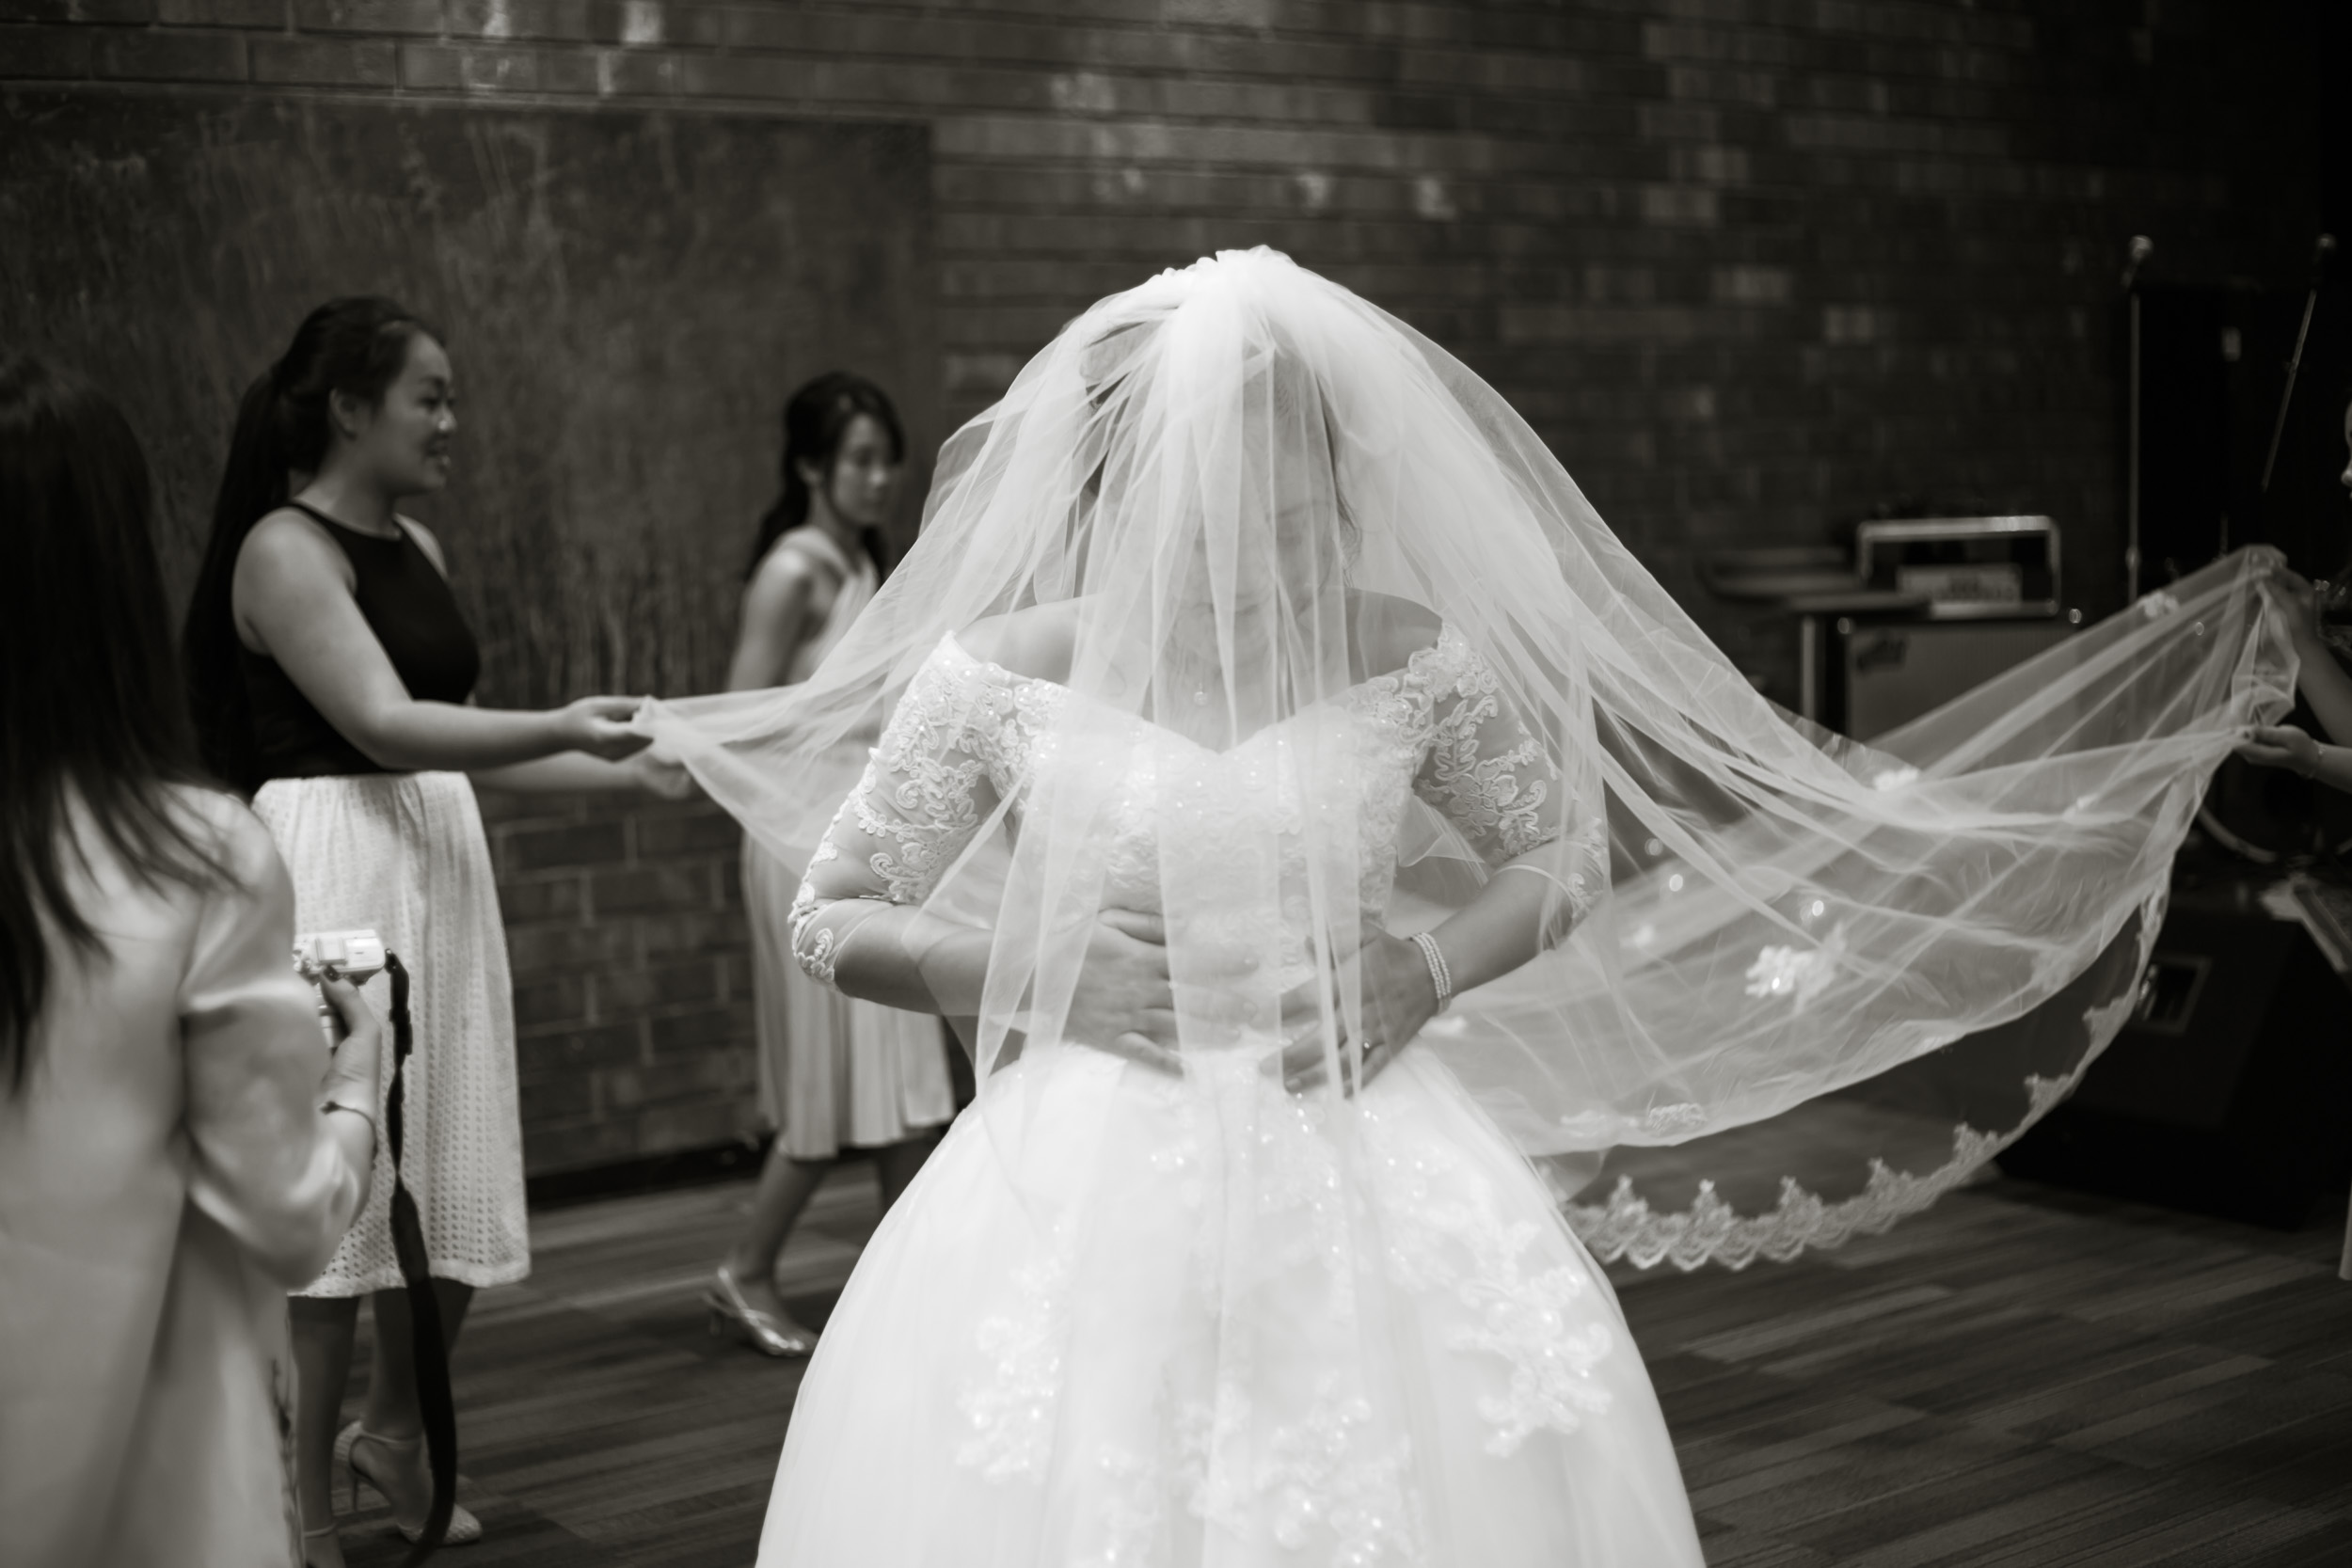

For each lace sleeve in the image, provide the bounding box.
[788,638,1023,988]
[1412,631,1609,923]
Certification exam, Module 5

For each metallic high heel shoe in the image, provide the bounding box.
[703,1263,816,1357]
[335,1420,485,1545]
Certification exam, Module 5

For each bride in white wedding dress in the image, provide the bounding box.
[642,249,2291,1565]
[763,611,1693,1565]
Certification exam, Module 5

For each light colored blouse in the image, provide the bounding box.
[0,788,372,1568]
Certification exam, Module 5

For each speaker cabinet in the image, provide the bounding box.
[1999,892,2352,1227]
[1829,619,2075,743]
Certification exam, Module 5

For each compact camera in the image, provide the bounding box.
[294,929,387,985]
[294,930,387,1050]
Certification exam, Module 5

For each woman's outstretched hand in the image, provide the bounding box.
[2238,722,2322,776]
[559,695,655,760]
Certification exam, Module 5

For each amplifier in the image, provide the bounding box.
[1854,515,2061,620]
[1829,618,2076,743]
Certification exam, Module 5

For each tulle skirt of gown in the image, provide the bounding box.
[758,1040,1704,1567]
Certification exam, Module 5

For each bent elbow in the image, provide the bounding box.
[254,1171,367,1287]
[196,1153,370,1288]
[251,1225,344,1289]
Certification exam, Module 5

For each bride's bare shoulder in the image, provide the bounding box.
[952,600,1080,684]
[1349,592,1444,677]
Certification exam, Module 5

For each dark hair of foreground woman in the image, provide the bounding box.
[0,353,231,1090]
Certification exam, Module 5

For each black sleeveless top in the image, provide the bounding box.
[239,503,482,780]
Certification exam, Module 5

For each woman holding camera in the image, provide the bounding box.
[0,354,383,1568]
[185,297,686,1565]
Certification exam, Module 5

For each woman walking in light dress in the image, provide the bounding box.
[705,372,958,1357]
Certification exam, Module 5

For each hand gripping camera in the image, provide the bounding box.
[294,929,387,1050]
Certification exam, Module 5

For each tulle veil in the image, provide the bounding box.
[639,247,2293,1269]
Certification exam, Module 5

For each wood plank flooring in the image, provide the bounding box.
[327,1167,2352,1567]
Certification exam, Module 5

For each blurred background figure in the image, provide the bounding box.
[2236,388,2352,792]
[183,297,687,1565]
[0,353,383,1568]
[706,372,957,1357]
[2231,384,2352,1280]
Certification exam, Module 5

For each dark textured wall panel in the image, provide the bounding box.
[0,94,938,705]
[0,89,935,1175]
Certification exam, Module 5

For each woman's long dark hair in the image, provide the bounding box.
[1,356,232,1093]
[184,297,440,793]
[744,372,906,581]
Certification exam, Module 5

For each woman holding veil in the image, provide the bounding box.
[643,249,2291,1565]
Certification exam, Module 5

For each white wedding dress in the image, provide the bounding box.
[755,628,1705,1567]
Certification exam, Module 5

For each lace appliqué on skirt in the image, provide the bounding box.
[957,1215,1078,1481]
[1360,1100,1612,1457]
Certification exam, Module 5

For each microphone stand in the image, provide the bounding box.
[2261,232,2338,498]
[2122,236,2153,602]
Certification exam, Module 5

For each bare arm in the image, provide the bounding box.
[416,523,690,796]
[1424,855,1582,991]
[2237,724,2352,793]
[234,512,645,771]
[471,749,693,797]
[726,546,831,692]
[1279,849,1596,1095]
[2302,659,2352,747]
[2270,569,2352,743]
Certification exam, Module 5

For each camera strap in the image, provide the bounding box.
[382,952,458,1562]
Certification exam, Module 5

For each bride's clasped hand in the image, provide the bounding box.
[1072,908,1438,1094]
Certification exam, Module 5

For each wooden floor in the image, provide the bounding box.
[328,1165,2352,1568]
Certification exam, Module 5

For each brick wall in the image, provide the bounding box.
[4,0,2326,1175]
[476,787,755,1174]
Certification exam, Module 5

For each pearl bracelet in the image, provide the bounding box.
[1411,930,1454,1011]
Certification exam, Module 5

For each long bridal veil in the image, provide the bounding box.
[641,248,2291,1269]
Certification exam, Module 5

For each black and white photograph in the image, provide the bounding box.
[1,3,2346,1565]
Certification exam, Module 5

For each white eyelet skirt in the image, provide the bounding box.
[253,771,528,1296]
